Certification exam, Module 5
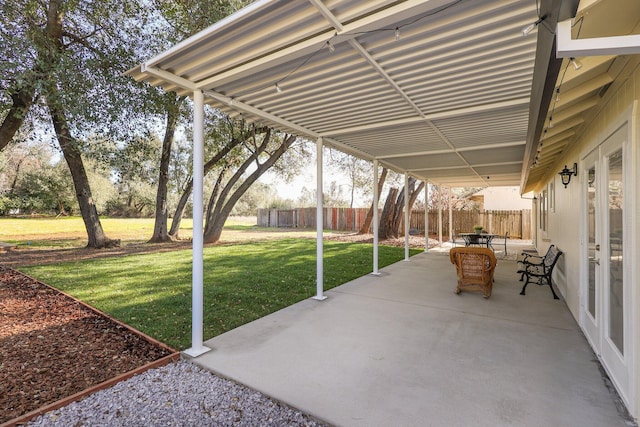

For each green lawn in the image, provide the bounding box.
[22,239,421,350]
[0,216,195,248]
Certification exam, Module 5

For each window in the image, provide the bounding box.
[539,190,547,232]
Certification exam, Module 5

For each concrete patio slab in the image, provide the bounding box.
[187,252,629,427]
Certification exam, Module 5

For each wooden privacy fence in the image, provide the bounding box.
[257,208,532,240]
[421,209,532,239]
[257,207,371,231]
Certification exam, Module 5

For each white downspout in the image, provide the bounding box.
[313,137,327,301]
[372,159,380,275]
[184,90,210,357]
[404,172,410,261]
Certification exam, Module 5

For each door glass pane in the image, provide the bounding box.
[608,149,623,354]
[587,166,596,318]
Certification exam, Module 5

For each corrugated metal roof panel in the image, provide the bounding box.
[130,0,542,187]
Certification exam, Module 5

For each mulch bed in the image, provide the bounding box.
[0,267,178,425]
[0,233,437,424]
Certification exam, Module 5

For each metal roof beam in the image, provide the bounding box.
[409,160,521,172]
[377,141,525,160]
[139,65,197,91]
[205,89,377,162]
[322,98,529,137]
[521,0,580,192]
[348,40,425,117]
[308,0,426,118]
[410,165,469,172]
[425,121,489,186]
[203,90,319,138]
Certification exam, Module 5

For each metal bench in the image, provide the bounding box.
[518,245,562,299]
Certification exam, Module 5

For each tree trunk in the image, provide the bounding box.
[399,179,424,235]
[409,181,425,211]
[1,0,65,151]
[390,184,407,235]
[391,178,424,237]
[168,134,247,239]
[359,167,387,234]
[56,199,67,216]
[0,87,36,151]
[9,157,26,194]
[350,184,355,208]
[149,95,181,243]
[203,133,295,243]
[48,98,118,248]
[168,179,191,239]
[378,187,398,239]
[358,168,387,234]
[204,168,227,231]
[40,0,116,248]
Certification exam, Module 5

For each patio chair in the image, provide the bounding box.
[519,245,562,299]
[465,233,482,247]
[449,247,497,298]
[452,230,463,247]
[491,231,509,256]
[502,231,509,253]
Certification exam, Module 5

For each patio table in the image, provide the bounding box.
[459,233,497,250]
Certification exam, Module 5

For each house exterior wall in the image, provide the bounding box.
[532,63,640,419]
[475,186,534,211]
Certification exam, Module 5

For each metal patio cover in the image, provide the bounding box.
[130,0,543,187]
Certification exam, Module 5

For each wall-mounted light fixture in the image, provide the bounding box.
[559,163,577,188]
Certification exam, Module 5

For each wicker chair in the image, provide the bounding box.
[449,247,498,298]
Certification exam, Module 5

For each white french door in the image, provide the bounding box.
[581,123,631,405]
[582,149,599,346]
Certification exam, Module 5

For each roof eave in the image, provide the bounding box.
[521,0,580,194]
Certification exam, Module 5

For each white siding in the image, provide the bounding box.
[535,64,640,419]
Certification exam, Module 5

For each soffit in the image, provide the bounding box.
[130,0,541,187]
[522,0,640,193]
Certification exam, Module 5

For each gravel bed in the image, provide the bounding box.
[28,359,328,427]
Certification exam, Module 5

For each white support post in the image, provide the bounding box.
[424,182,429,253]
[372,159,380,275]
[184,90,210,358]
[313,137,327,301]
[404,172,410,262]
[448,186,453,244]
[438,186,443,247]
